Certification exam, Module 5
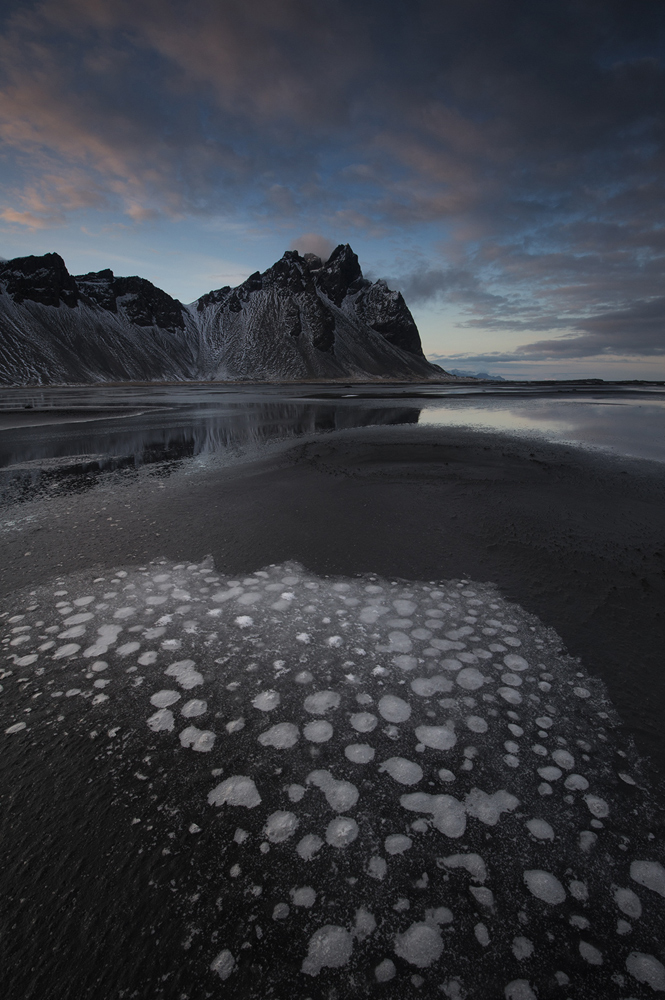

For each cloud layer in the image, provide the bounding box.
[0,0,663,360]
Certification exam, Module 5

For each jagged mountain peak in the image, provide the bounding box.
[315,243,363,305]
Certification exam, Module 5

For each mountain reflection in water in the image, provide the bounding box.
[0,402,420,505]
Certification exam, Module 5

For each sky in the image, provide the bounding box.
[0,0,664,379]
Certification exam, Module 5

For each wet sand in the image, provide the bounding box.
[2,423,664,780]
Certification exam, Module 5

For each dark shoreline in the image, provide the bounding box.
[2,422,664,782]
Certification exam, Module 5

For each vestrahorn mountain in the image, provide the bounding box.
[0,244,455,385]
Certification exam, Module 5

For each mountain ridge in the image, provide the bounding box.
[0,245,459,385]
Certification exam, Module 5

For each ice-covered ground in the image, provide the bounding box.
[2,559,665,998]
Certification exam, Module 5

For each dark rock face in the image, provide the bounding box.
[75,270,186,331]
[0,253,79,308]
[111,276,186,332]
[314,244,363,305]
[0,245,454,384]
[75,270,117,311]
[352,280,423,356]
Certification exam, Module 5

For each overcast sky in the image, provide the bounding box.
[1,0,664,378]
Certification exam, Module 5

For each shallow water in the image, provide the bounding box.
[1,382,664,506]
[419,395,665,463]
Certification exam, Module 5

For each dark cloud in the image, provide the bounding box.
[0,0,663,359]
[520,298,665,358]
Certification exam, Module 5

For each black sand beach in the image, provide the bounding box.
[2,416,665,1000]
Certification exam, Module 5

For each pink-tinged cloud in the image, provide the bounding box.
[289,233,335,261]
[0,207,52,229]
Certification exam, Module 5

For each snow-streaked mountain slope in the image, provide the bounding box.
[0,246,454,384]
[194,245,444,381]
[0,255,199,385]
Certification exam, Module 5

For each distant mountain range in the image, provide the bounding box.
[446,368,506,381]
[0,245,462,385]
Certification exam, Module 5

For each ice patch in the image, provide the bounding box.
[53,643,80,660]
[264,810,299,843]
[630,860,665,898]
[179,726,215,752]
[379,757,423,785]
[415,724,456,751]
[150,690,180,708]
[385,834,412,855]
[394,922,443,968]
[465,788,519,826]
[181,699,207,718]
[393,599,417,616]
[165,660,203,689]
[579,941,603,965]
[466,715,488,733]
[614,887,642,919]
[208,776,261,808]
[584,794,609,818]
[456,667,486,691]
[291,886,316,907]
[401,792,466,838]
[442,853,487,883]
[503,654,528,671]
[626,952,665,991]
[512,937,534,961]
[498,687,522,705]
[394,655,418,672]
[5,722,27,734]
[325,817,359,847]
[375,958,396,982]
[504,982,537,1000]
[526,818,554,841]
[116,641,140,657]
[344,744,375,763]
[210,949,235,980]
[63,612,94,625]
[296,834,323,860]
[304,690,341,714]
[368,856,387,880]
[564,774,589,791]
[307,770,358,811]
[258,723,299,749]
[302,925,353,977]
[378,695,411,723]
[523,870,566,904]
[349,712,377,733]
[411,676,454,696]
[538,766,562,782]
[252,689,280,711]
[304,720,334,743]
[475,922,490,946]
[147,708,174,732]
[552,749,574,770]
